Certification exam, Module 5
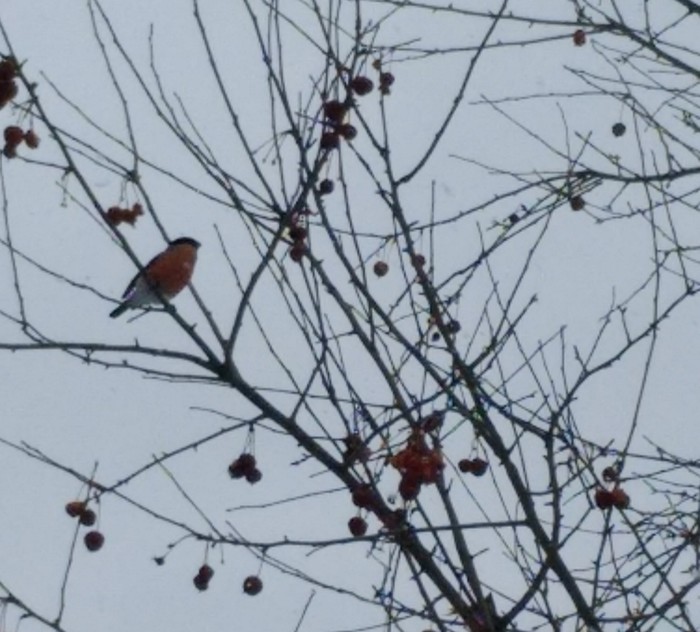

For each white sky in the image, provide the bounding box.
[1,2,698,631]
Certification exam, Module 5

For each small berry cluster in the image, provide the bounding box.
[105,202,144,227]
[458,458,489,477]
[193,563,214,591]
[287,209,311,263]
[228,452,262,484]
[594,465,630,510]
[390,428,445,501]
[319,99,357,151]
[0,58,18,110]
[65,500,104,552]
[3,125,39,159]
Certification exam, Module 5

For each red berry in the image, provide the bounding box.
[289,225,307,242]
[569,195,585,211]
[0,59,17,82]
[245,468,262,484]
[573,29,586,46]
[289,242,306,263]
[322,100,347,123]
[594,488,613,510]
[320,132,340,150]
[338,124,357,141]
[24,129,39,149]
[229,452,256,479]
[411,253,426,268]
[379,72,395,88]
[79,508,97,527]
[373,261,389,277]
[610,487,630,509]
[193,574,209,591]
[398,473,422,501]
[243,575,263,595]
[197,564,214,582]
[458,459,473,473]
[84,530,105,552]
[350,76,374,96]
[318,179,334,195]
[470,458,488,477]
[348,516,368,537]
[351,484,377,510]
[0,80,18,109]
[65,500,87,517]
[3,125,23,146]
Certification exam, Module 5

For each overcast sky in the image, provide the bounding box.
[1,2,698,631]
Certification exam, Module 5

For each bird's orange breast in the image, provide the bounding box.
[145,244,198,298]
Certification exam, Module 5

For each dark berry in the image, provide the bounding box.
[318,179,334,195]
[373,261,389,277]
[348,516,368,537]
[569,195,585,211]
[79,509,97,527]
[243,575,263,595]
[322,100,347,123]
[612,122,626,137]
[320,132,341,150]
[84,530,105,552]
[65,500,87,518]
[350,76,373,96]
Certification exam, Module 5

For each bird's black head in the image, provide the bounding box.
[169,237,201,249]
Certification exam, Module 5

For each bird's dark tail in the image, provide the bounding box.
[109,303,129,319]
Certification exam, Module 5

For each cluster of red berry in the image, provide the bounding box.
[594,465,630,510]
[0,58,18,110]
[228,452,262,484]
[319,99,357,150]
[3,125,39,158]
[390,428,445,501]
[193,563,214,591]
[65,500,104,552]
[105,203,144,227]
[192,562,263,596]
[458,458,489,477]
[287,209,311,263]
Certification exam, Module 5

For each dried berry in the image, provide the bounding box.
[338,124,357,141]
[573,29,586,46]
[318,179,334,195]
[322,100,347,124]
[24,129,40,149]
[350,76,373,96]
[348,516,368,537]
[373,261,389,277]
[569,195,585,211]
[320,132,341,150]
[289,242,306,263]
[3,125,23,146]
[612,122,626,137]
[65,500,87,518]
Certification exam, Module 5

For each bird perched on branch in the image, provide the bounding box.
[109,237,200,319]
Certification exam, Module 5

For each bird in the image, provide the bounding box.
[109,237,201,318]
